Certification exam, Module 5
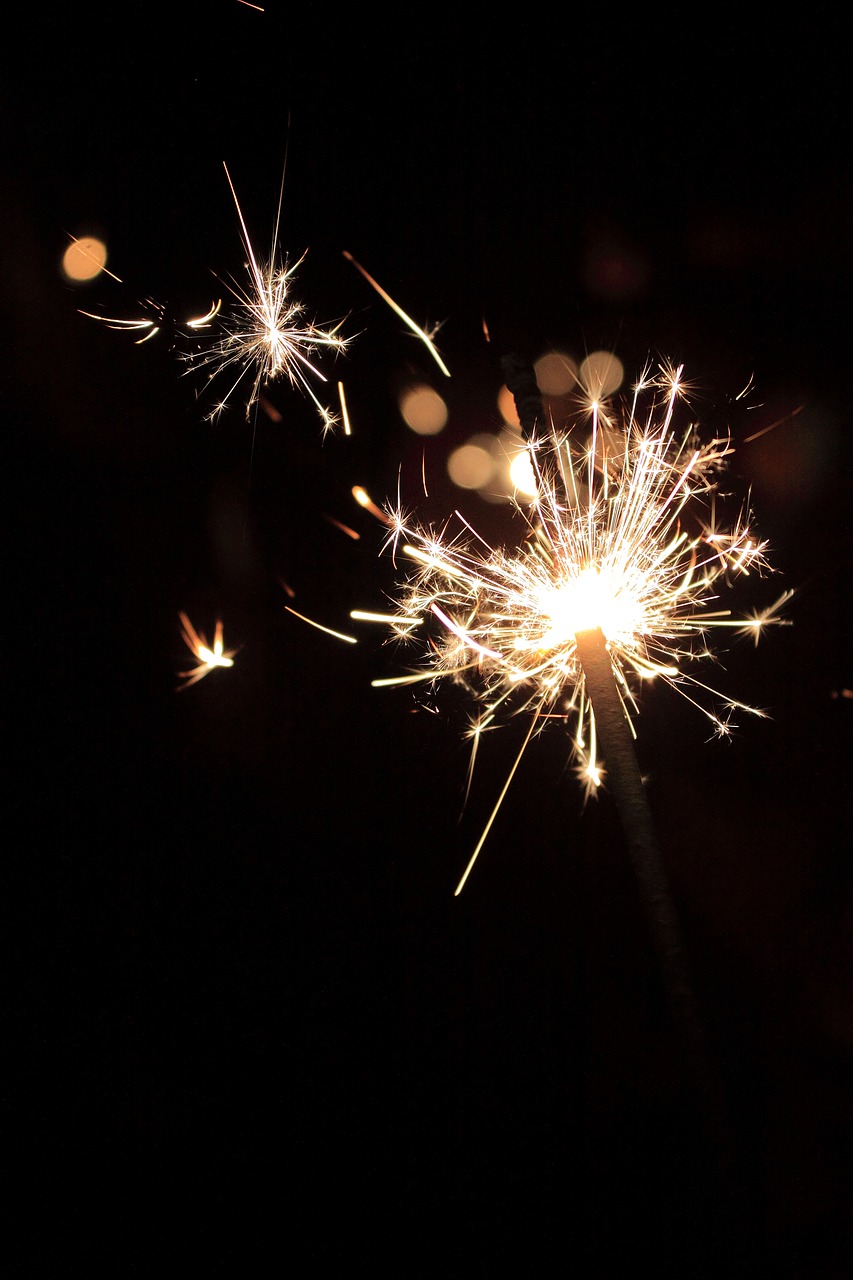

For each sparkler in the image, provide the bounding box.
[178,612,238,689]
[186,164,349,429]
[358,361,791,892]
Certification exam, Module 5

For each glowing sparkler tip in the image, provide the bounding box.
[361,360,790,889]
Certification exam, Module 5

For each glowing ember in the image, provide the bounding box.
[178,612,237,689]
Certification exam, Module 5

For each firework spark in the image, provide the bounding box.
[284,606,357,645]
[80,298,222,345]
[343,251,451,378]
[178,612,238,689]
[186,164,349,428]
[356,363,791,888]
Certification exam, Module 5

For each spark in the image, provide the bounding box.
[337,380,353,436]
[743,403,804,443]
[187,163,349,429]
[79,298,221,346]
[358,363,790,889]
[343,250,451,378]
[65,233,123,284]
[79,304,163,345]
[178,612,237,689]
[284,606,357,645]
[352,485,394,526]
[736,590,795,646]
[323,513,361,540]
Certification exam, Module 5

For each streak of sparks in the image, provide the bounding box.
[284,606,357,645]
[343,251,451,378]
[352,485,394,526]
[743,403,804,443]
[337,380,352,435]
[357,363,791,890]
[80,298,221,345]
[186,163,349,429]
[323,513,361,540]
[178,612,237,689]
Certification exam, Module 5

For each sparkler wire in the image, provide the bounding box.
[501,350,550,445]
[506,359,731,1162]
[573,626,724,1128]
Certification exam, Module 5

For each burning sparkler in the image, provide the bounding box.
[186,164,349,429]
[357,362,791,891]
[178,612,238,689]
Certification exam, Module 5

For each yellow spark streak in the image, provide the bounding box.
[350,609,422,625]
[285,606,357,645]
[343,250,451,378]
[186,164,349,428]
[78,310,161,344]
[454,715,539,896]
[187,300,222,329]
[337,380,352,436]
[352,485,394,525]
[359,362,791,888]
[178,612,237,689]
[80,298,221,344]
[370,673,435,688]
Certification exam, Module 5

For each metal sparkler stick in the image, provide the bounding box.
[505,353,731,1163]
[501,351,550,445]
[572,627,710,1061]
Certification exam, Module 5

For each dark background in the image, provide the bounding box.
[4,5,851,1272]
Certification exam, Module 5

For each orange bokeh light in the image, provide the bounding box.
[62,236,108,282]
[399,384,448,435]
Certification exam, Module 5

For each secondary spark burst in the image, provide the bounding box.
[178,612,237,689]
[186,164,349,429]
[358,363,791,886]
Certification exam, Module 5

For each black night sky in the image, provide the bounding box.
[5,5,852,1273]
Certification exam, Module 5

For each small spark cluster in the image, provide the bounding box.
[178,612,237,689]
[185,165,349,428]
[365,364,791,798]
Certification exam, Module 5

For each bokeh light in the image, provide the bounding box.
[497,383,521,428]
[579,350,624,402]
[62,236,108,282]
[534,351,578,397]
[447,437,497,491]
[399,384,448,435]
